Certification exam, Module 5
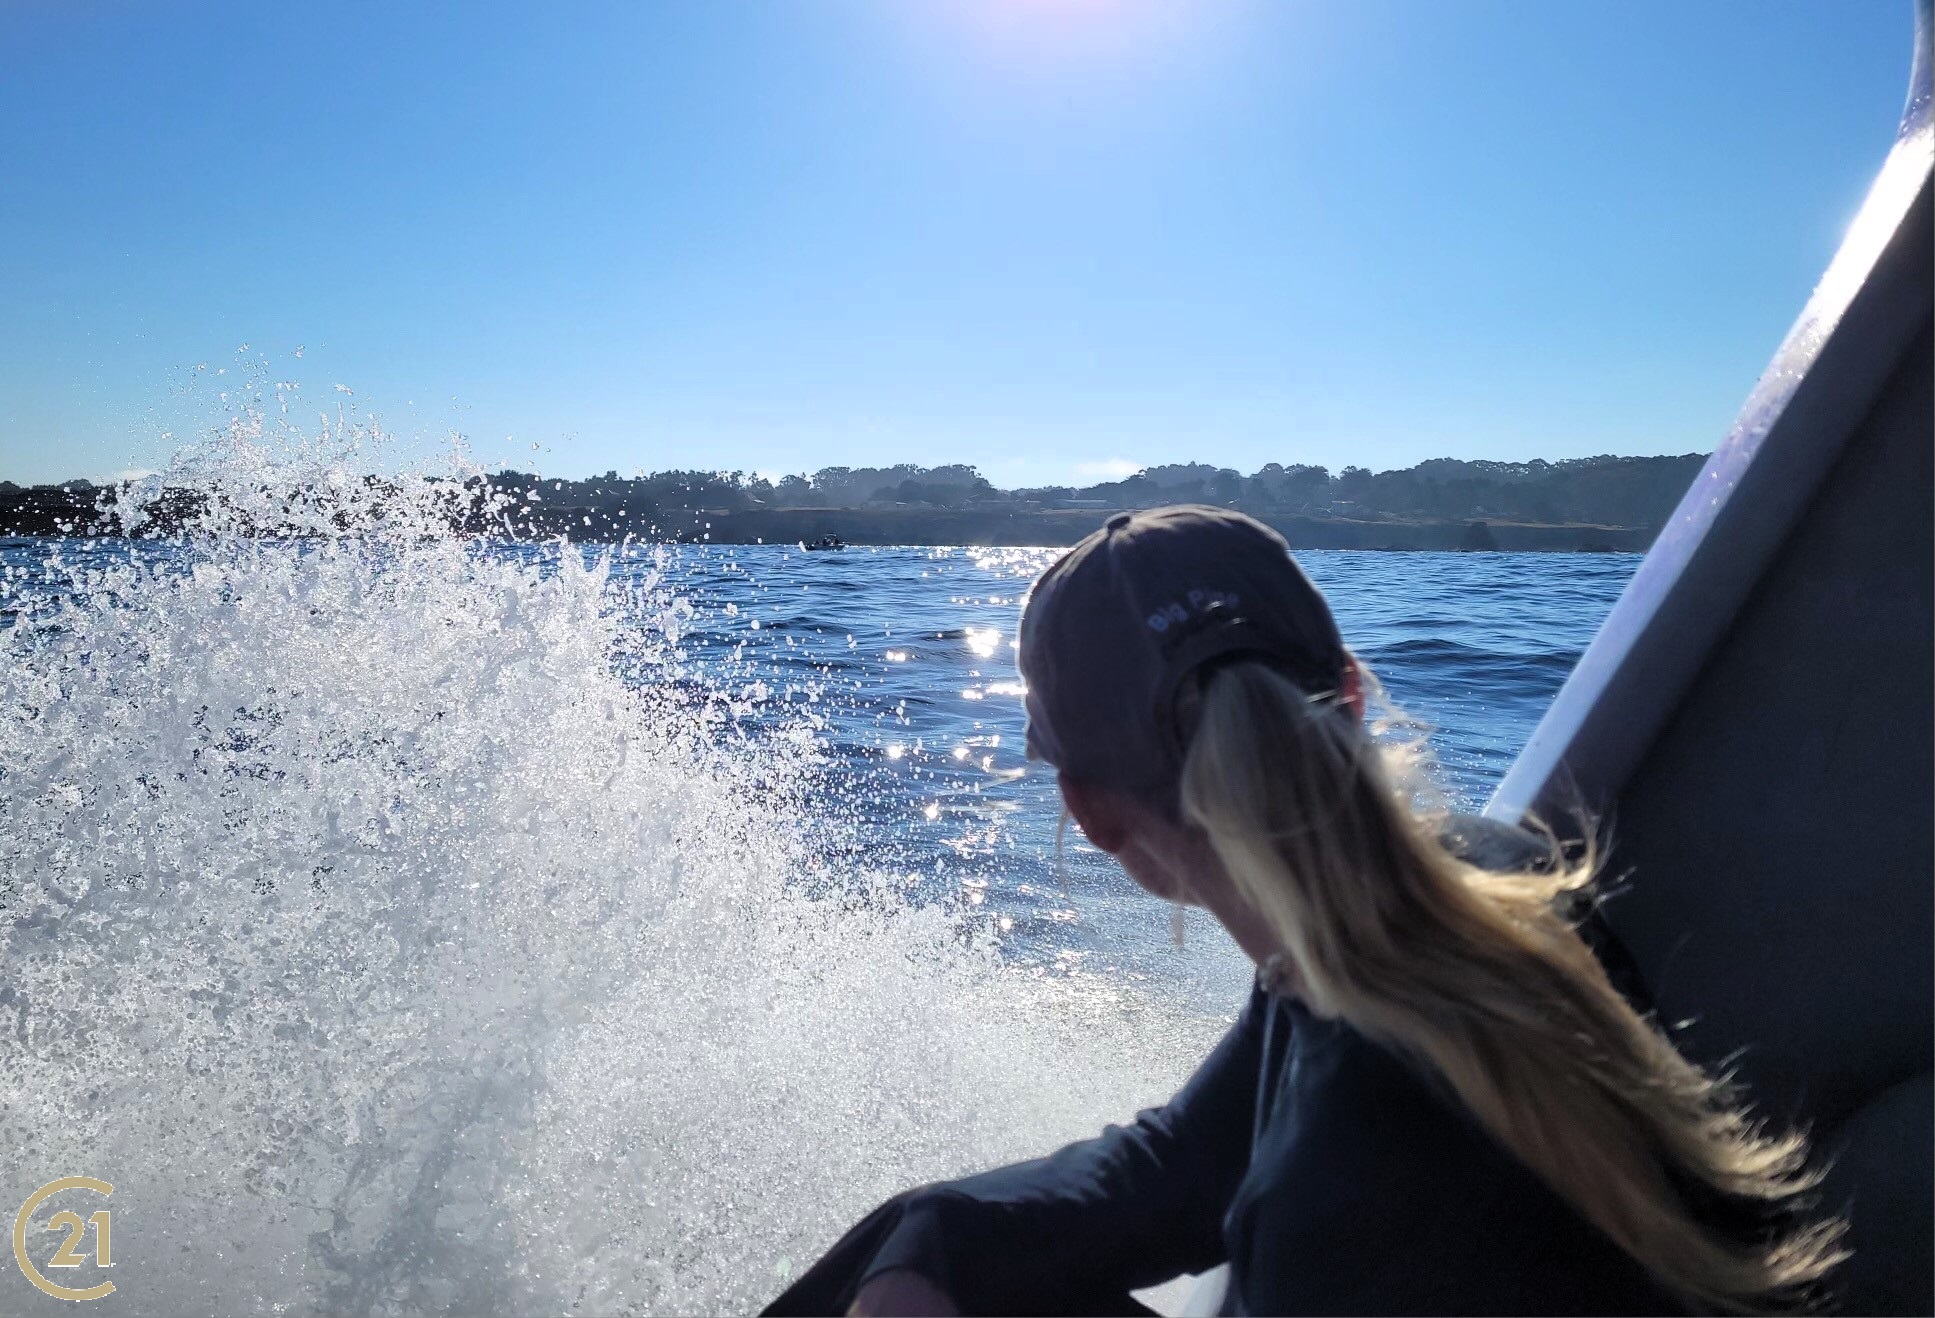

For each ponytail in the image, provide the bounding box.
[1176,660,1845,1312]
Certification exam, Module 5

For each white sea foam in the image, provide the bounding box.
[0,412,1221,1314]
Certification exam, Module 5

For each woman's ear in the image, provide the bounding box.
[1341,656,1367,724]
[1058,773,1131,854]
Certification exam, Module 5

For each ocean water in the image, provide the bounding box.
[0,465,1638,1315]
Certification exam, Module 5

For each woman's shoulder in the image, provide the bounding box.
[1429,813,1655,1011]
[1230,1009,1683,1314]
[1267,1003,1496,1178]
[1435,811,1560,873]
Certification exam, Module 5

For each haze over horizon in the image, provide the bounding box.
[0,1,1914,488]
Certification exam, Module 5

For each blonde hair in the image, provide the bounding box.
[1175,658,1846,1313]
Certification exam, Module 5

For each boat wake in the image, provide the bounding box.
[0,410,1217,1314]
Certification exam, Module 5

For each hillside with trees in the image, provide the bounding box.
[1,452,1708,551]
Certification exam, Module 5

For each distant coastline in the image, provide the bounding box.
[0,453,1701,552]
[597,506,1646,552]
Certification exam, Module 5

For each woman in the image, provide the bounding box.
[768,506,1844,1316]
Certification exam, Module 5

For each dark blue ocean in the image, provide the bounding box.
[638,542,1637,955]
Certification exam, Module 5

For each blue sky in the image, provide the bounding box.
[0,1,1914,487]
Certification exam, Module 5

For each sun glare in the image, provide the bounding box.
[904,0,1237,78]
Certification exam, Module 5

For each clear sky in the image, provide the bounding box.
[0,1,1915,488]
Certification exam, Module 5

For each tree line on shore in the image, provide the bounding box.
[470,453,1705,528]
[0,452,1706,542]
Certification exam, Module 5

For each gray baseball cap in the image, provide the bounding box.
[1017,504,1349,795]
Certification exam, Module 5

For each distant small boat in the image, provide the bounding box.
[801,535,846,551]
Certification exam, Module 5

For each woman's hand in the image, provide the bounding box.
[847,1268,960,1317]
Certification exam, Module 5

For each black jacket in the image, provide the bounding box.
[766,823,1687,1316]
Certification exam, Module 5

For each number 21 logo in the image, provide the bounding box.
[13,1178,115,1302]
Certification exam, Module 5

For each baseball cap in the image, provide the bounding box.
[1016,504,1349,795]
